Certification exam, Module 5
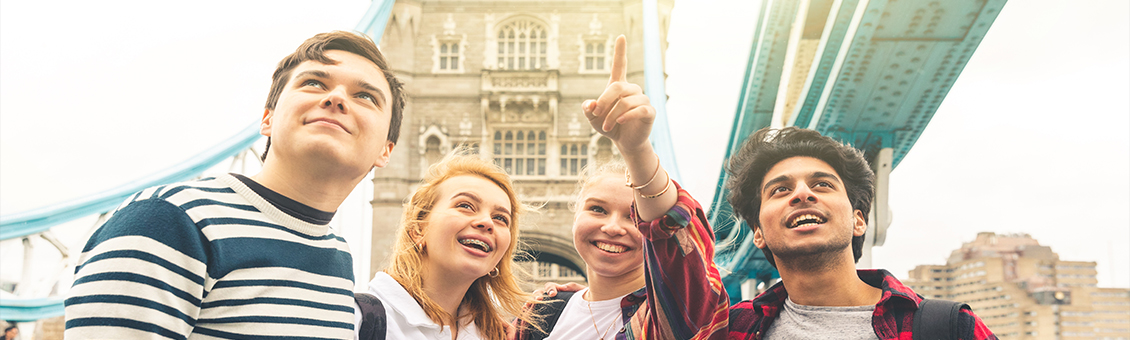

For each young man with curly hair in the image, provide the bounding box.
[724,127,996,339]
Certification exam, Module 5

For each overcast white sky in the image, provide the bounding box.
[2,0,1127,289]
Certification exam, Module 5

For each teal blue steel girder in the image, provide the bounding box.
[0,298,65,323]
[0,0,397,321]
[709,0,787,301]
[800,0,1007,166]
[0,124,261,240]
[711,0,1006,303]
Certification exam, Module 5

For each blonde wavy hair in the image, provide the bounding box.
[570,160,629,212]
[385,147,536,339]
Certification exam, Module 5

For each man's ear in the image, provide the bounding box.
[260,109,274,137]
[852,209,867,237]
[373,141,395,168]
[752,224,766,249]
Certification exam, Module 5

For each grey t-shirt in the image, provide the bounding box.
[763,297,880,340]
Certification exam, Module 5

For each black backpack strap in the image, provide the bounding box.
[522,291,576,340]
[912,298,969,340]
[355,292,387,340]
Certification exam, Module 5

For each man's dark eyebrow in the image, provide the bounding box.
[357,80,387,107]
[762,175,789,194]
[293,70,329,82]
[761,171,841,194]
[293,70,387,106]
[812,171,841,183]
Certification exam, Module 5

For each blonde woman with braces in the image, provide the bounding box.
[355,150,538,340]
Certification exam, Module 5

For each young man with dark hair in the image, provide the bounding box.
[65,31,404,339]
[725,127,996,339]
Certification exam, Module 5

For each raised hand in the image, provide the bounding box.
[585,35,674,221]
[583,35,655,153]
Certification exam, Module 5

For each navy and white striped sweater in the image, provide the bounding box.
[65,174,355,339]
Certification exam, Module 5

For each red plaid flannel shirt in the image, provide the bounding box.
[728,269,997,340]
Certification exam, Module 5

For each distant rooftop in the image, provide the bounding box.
[947,231,1059,264]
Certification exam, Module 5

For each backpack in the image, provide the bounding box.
[912,298,969,340]
[355,293,387,340]
[520,291,576,340]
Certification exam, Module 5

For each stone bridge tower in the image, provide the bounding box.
[368,0,673,287]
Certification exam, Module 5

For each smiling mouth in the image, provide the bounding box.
[789,214,827,228]
[459,238,493,253]
[307,119,349,133]
[592,241,628,254]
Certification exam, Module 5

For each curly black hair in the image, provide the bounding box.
[725,127,875,267]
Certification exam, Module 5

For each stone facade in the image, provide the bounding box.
[367,0,673,287]
[906,232,1130,339]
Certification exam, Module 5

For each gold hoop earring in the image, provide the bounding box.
[488,267,499,278]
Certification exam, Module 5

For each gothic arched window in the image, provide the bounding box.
[425,136,442,167]
[497,20,547,70]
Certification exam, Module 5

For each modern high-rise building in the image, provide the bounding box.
[367,0,673,288]
[906,232,1130,339]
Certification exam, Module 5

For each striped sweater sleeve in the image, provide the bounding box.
[65,188,208,339]
[630,182,729,340]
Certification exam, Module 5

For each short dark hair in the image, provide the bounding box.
[725,127,875,267]
[261,31,404,161]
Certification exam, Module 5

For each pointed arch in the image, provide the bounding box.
[494,15,550,70]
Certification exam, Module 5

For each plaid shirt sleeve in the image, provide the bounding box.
[628,182,729,340]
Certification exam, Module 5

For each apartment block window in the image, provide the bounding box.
[584,41,606,71]
[493,130,546,176]
[498,20,547,70]
[560,143,588,176]
[440,42,459,70]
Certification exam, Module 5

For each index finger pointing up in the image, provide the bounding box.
[609,35,627,85]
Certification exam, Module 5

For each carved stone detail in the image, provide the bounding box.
[443,13,456,35]
[589,14,602,35]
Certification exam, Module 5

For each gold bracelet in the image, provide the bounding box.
[639,173,672,199]
[625,153,662,190]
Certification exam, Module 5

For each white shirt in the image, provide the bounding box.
[353,272,483,340]
[544,288,627,340]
